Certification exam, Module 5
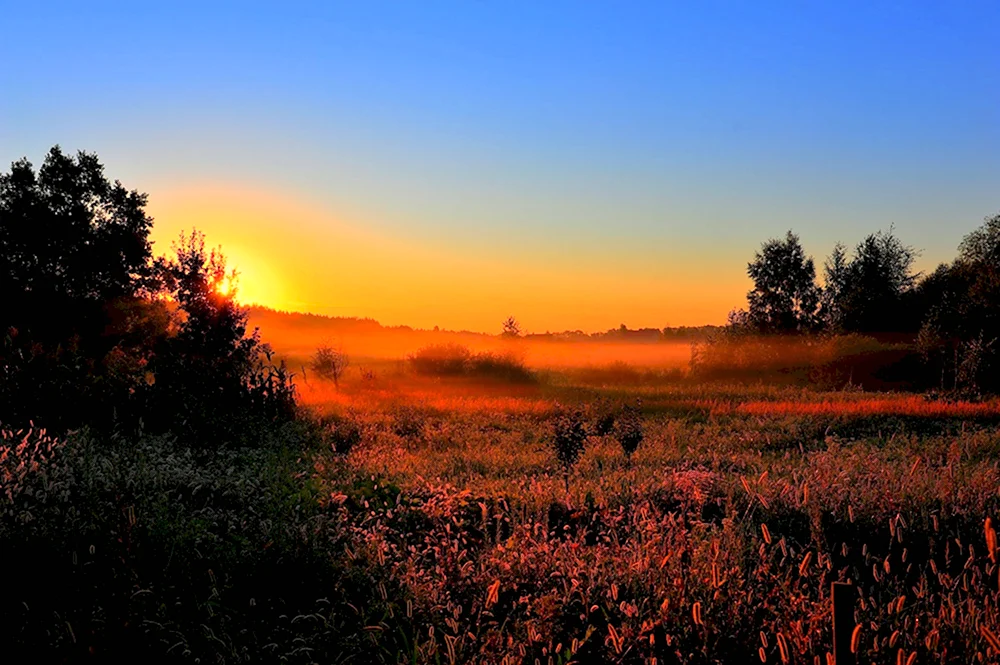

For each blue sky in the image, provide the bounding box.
[1,1,998,329]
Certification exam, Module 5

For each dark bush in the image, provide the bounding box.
[409,344,535,383]
[408,343,472,375]
[551,408,588,492]
[614,401,644,461]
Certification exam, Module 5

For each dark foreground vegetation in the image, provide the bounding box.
[4,148,1000,664]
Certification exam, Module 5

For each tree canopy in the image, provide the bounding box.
[744,231,821,334]
[0,147,294,438]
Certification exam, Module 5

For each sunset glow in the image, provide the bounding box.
[6,3,1000,662]
[6,3,997,334]
[147,184,749,332]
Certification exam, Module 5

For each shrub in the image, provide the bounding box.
[613,401,644,461]
[310,343,350,388]
[409,344,535,383]
[468,351,534,383]
[551,408,588,492]
[321,413,363,455]
[408,343,472,376]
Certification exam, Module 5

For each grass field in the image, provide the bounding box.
[299,367,1000,664]
[6,353,1000,663]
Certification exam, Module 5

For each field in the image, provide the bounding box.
[303,373,1000,664]
[6,336,1000,664]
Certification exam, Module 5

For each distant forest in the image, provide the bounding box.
[248,306,723,343]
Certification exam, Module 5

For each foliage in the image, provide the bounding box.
[827,228,919,334]
[612,401,644,460]
[742,231,821,334]
[551,408,588,492]
[310,343,350,388]
[0,424,406,663]
[408,343,473,375]
[820,242,851,330]
[143,230,297,441]
[0,149,296,441]
[11,374,1000,662]
[408,344,535,383]
[0,147,158,430]
[501,316,522,338]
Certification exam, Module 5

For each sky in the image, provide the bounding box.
[1,1,998,333]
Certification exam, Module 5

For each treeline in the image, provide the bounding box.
[252,305,721,344]
[0,147,295,439]
[524,325,722,343]
[726,214,1000,391]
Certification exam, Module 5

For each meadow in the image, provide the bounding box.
[7,328,1000,664]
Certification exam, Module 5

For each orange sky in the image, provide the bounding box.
[147,184,748,333]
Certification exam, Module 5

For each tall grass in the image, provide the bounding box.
[7,379,1000,662]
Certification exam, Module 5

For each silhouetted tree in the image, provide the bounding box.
[0,146,156,342]
[148,230,296,439]
[0,147,159,429]
[912,213,1000,392]
[832,229,918,334]
[820,243,850,330]
[0,147,295,437]
[742,231,821,334]
[954,213,1000,340]
[501,316,522,338]
[311,343,350,389]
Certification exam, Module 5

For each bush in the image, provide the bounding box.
[408,344,535,382]
[551,408,588,492]
[0,425,406,662]
[408,343,472,376]
[468,351,535,383]
[613,402,644,461]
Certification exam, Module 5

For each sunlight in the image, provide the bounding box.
[213,244,286,307]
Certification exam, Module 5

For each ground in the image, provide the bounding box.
[6,351,1000,663]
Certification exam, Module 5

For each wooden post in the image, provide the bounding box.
[832,582,856,665]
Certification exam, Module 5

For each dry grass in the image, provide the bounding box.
[300,374,1000,663]
[8,362,1000,662]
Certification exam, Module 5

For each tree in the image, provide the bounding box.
[148,230,296,438]
[838,229,919,333]
[501,316,522,339]
[955,212,1000,340]
[911,213,1000,392]
[820,243,850,330]
[743,231,821,334]
[0,147,159,429]
[0,147,296,437]
[311,343,350,389]
[0,147,156,338]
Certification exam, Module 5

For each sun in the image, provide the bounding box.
[214,272,238,297]
[215,246,286,307]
